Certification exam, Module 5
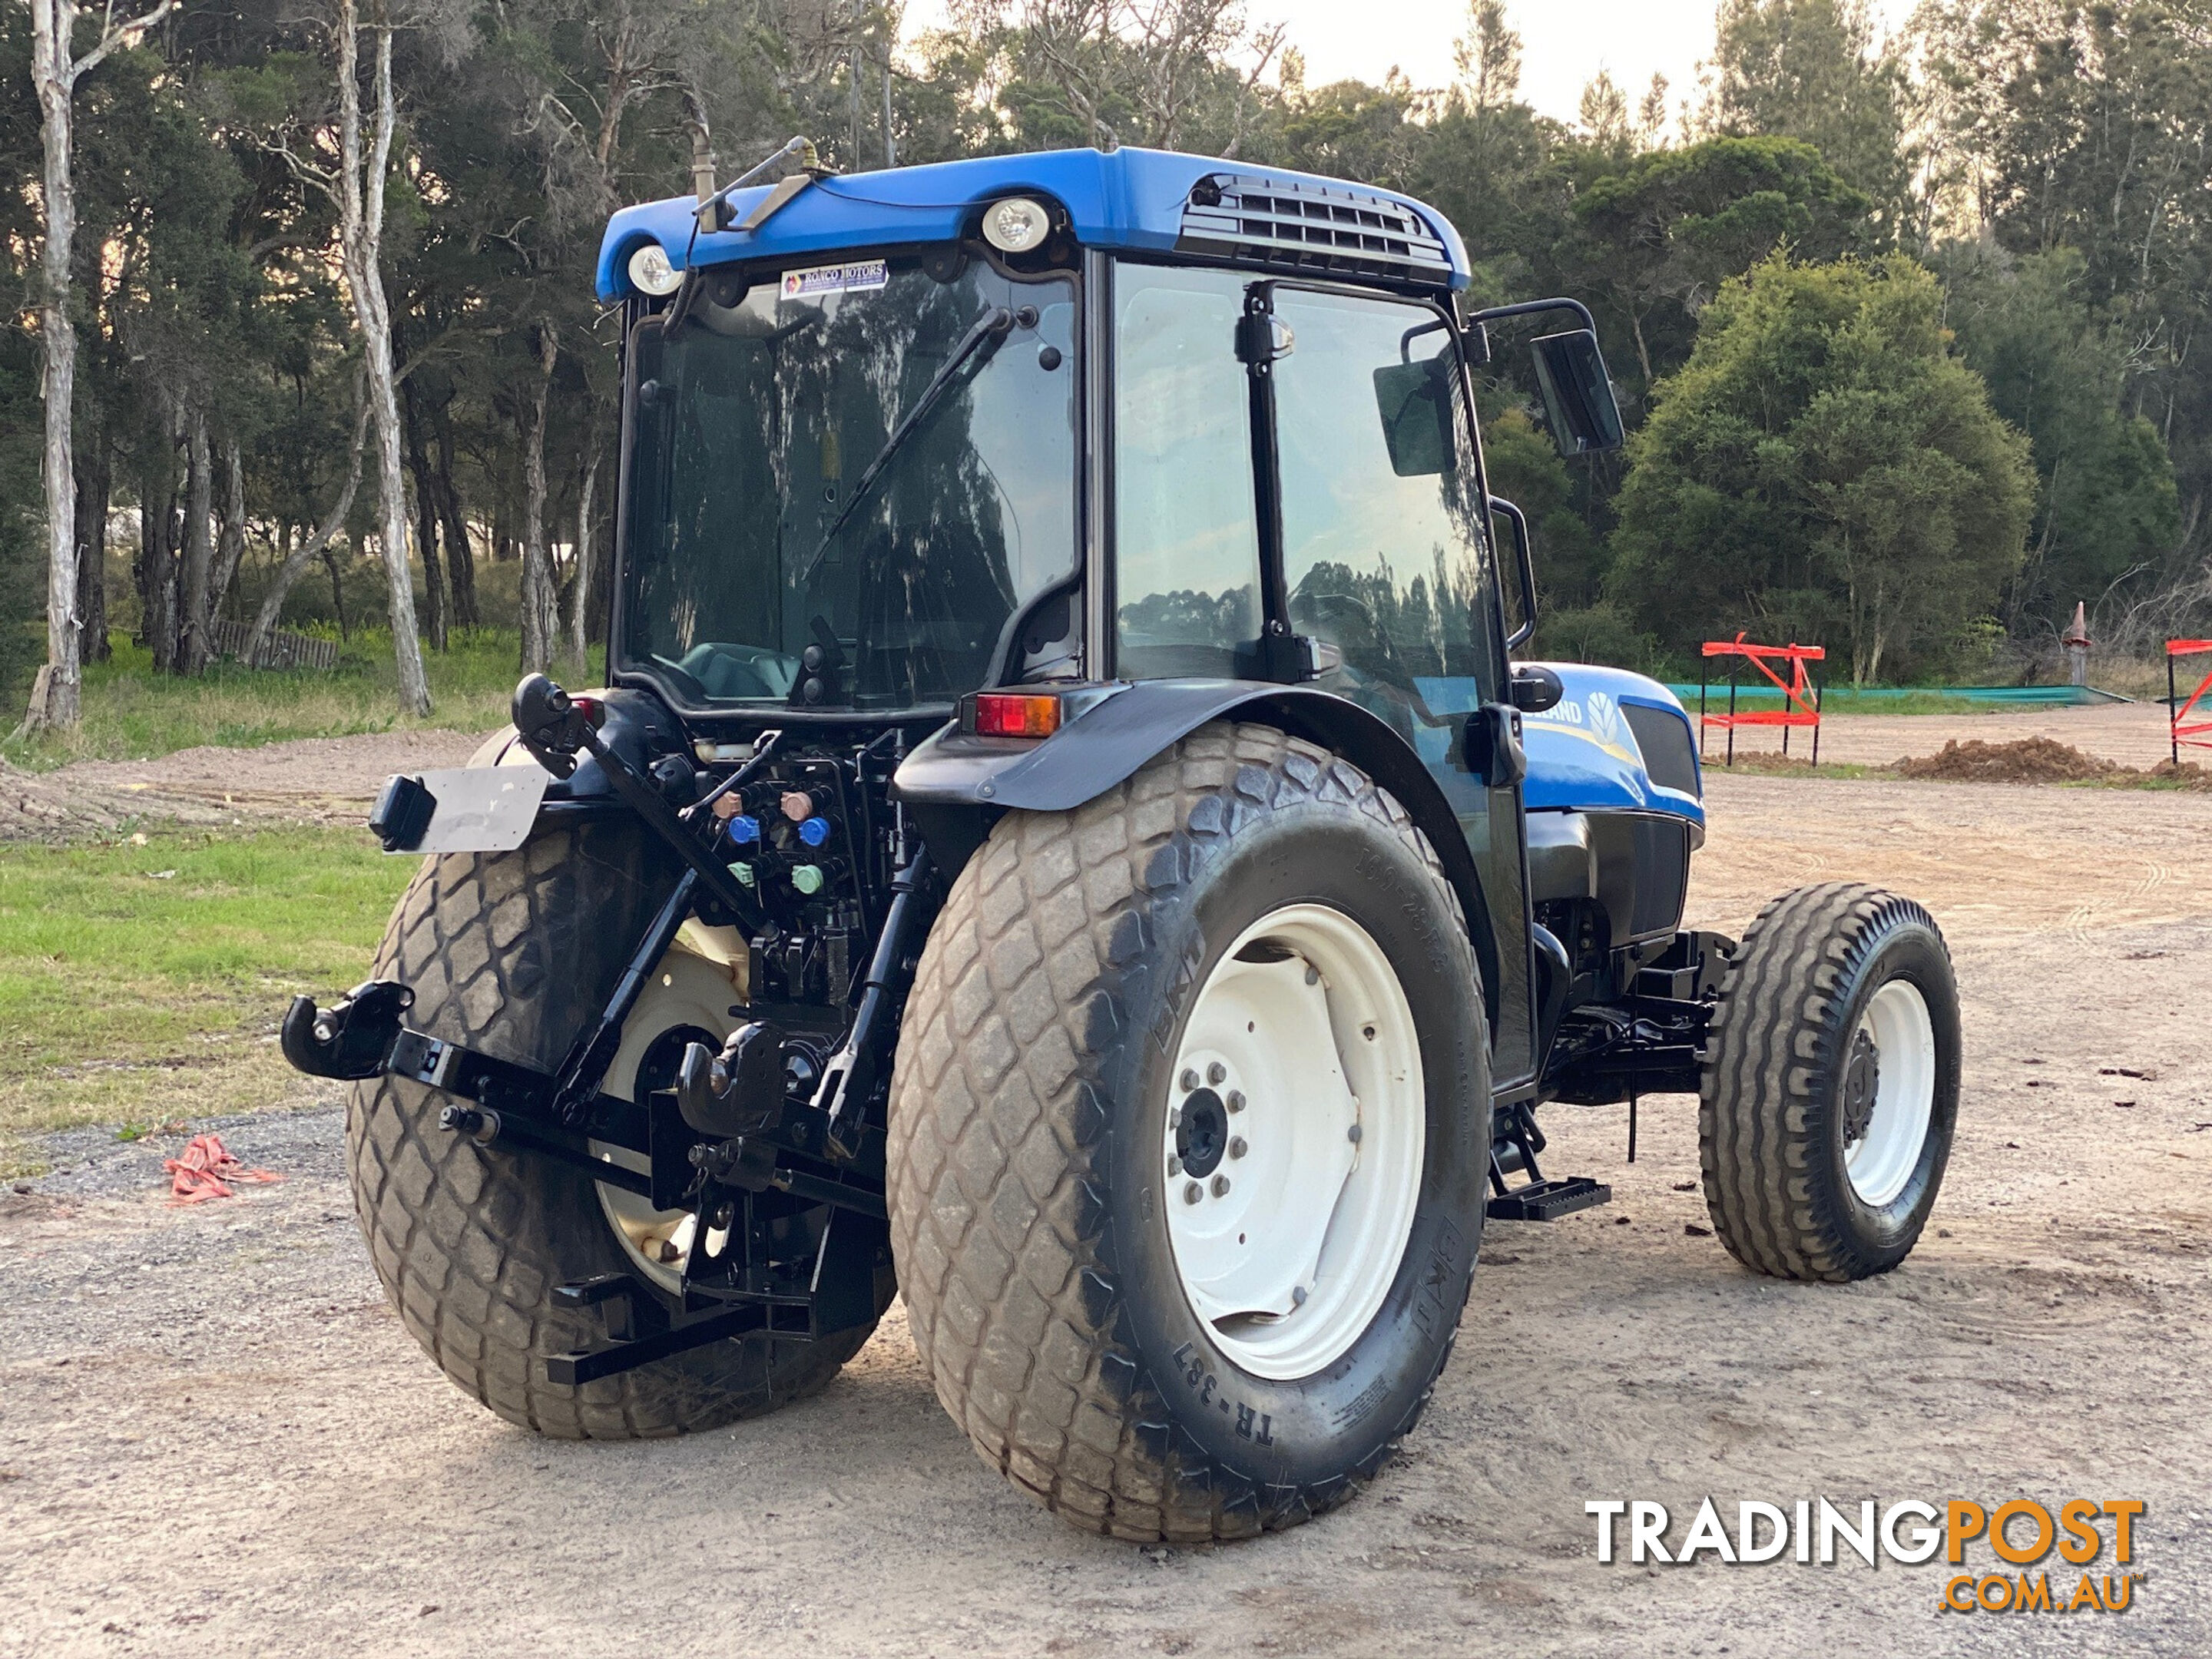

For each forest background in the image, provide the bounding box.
[4,0,2207,736]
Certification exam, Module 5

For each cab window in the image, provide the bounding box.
[1111,265,1263,678]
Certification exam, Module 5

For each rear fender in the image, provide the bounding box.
[894,680,1502,1035]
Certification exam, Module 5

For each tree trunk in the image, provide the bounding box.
[430,397,478,628]
[210,435,250,632]
[402,376,449,652]
[335,0,431,715]
[26,0,83,731]
[326,548,350,641]
[178,409,214,674]
[518,323,560,674]
[20,0,173,730]
[142,416,184,674]
[245,392,369,667]
[565,446,600,679]
[75,438,111,666]
[151,497,181,673]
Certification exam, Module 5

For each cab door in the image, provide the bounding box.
[1257,283,1537,1089]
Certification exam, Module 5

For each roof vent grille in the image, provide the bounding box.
[1178,173,1453,287]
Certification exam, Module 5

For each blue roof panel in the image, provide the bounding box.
[595,146,1471,301]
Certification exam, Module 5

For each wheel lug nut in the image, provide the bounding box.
[1304,965,1319,985]
[1227,1137,1247,1160]
[1167,1155,1183,1177]
[1183,1181,1203,1205]
[1292,1286,1309,1306]
[1210,1174,1230,1197]
[1207,1061,1225,1086]
[1180,1068,1199,1092]
[1226,1091,1245,1113]
[1347,1124,1363,1144]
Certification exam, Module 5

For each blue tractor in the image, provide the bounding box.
[287,142,1960,1542]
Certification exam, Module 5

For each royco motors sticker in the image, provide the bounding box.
[1584,1496,2146,1615]
[780,260,889,300]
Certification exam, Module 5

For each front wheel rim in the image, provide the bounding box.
[1841,978,1936,1207]
[1162,902,1425,1382]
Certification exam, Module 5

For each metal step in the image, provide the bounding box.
[1485,1176,1612,1222]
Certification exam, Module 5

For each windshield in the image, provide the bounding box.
[618,255,1078,709]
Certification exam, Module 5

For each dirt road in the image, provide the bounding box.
[1698,694,2181,770]
[0,730,486,841]
[4,770,2209,1657]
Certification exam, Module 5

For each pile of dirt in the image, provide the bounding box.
[1895,737,2119,783]
[2145,757,2212,790]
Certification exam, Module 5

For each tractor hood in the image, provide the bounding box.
[1519,664,1704,831]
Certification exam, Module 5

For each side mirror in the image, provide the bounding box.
[1509,664,1565,714]
[1371,356,1455,477]
[1531,329,1624,456]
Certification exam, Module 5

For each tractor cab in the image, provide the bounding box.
[597,144,1624,1089]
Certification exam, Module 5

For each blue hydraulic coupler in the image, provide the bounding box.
[727,814,761,846]
[798,816,832,848]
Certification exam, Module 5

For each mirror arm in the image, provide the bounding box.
[1464,296,1599,335]
[1491,495,1538,651]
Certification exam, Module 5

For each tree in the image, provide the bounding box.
[331,0,432,712]
[1566,135,1876,396]
[1611,253,2035,681]
[1938,241,2181,643]
[982,0,1286,155]
[1916,0,2212,628]
[21,0,177,733]
[1703,0,1910,227]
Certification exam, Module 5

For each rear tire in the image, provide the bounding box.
[886,724,1489,1541]
[347,823,870,1439]
[1698,882,1960,1282]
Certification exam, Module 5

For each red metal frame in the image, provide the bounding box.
[1698,635,1826,767]
[2168,640,2212,765]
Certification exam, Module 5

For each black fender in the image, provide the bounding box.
[893,679,1504,1036]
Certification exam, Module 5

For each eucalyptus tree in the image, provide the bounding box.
[22,0,177,731]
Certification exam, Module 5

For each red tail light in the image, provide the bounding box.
[970,692,1062,739]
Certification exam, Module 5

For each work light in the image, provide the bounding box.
[982,197,1050,254]
[628,242,684,297]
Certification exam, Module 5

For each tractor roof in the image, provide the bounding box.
[595,146,1470,303]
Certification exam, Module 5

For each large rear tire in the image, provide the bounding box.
[1699,882,1961,1282]
[886,724,1489,1541]
[346,823,871,1438]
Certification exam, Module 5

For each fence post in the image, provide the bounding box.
[1726,657,1738,768]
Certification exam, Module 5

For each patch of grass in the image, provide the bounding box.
[1699,752,1885,780]
[1686,687,1999,718]
[2,629,596,770]
[0,826,413,1165]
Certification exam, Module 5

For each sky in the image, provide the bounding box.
[900,0,1920,130]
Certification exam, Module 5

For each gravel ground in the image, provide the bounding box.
[0,730,489,842]
[3,769,2208,1657]
[1698,696,2181,770]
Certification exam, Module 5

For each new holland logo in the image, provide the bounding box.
[1584,690,1623,748]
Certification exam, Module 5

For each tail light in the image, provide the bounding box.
[968,691,1063,739]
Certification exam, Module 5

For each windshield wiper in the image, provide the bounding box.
[796,304,1022,584]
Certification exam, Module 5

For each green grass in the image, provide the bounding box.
[2,629,598,770]
[0,826,414,1169]
[1682,688,1999,718]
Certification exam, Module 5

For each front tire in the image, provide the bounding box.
[1699,882,1961,1282]
[886,724,1489,1541]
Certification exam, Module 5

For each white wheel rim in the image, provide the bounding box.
[1162,903,1425,1381]
[1841,979,1936,1207]
[591,950,743,1293]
